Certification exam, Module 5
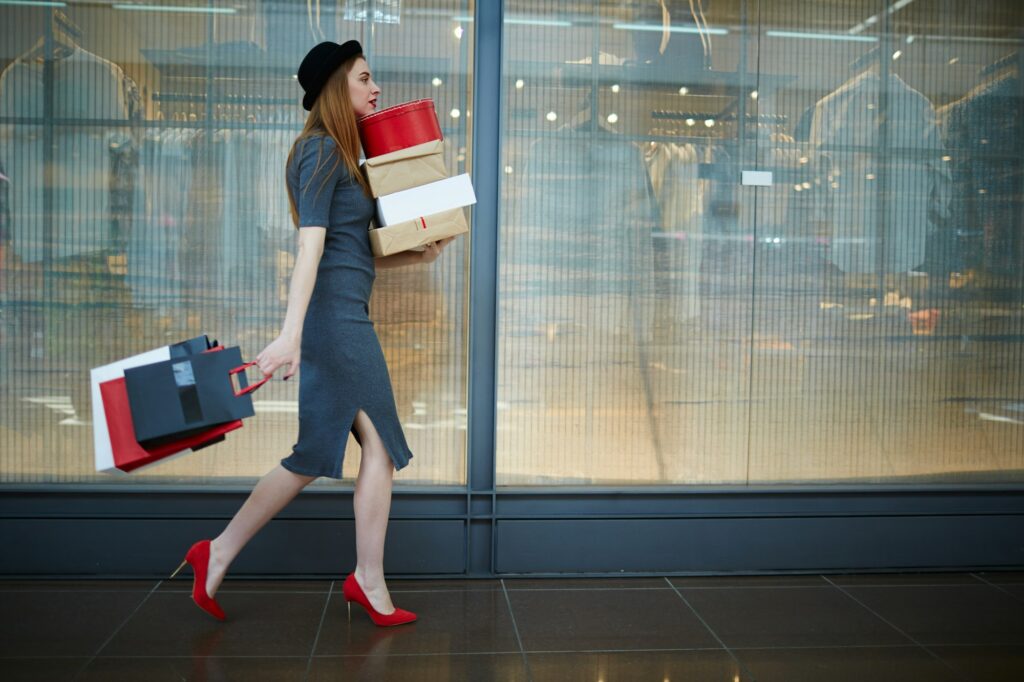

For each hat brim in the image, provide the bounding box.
[302,40,363,111]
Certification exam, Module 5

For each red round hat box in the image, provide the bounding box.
[358,99,443,158]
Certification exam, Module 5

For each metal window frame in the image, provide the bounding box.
[1,0,1022,578]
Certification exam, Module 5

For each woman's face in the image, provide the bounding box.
[348,58,381,117]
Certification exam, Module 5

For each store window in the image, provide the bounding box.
[0,1,473,485]
[496,0,1024,485]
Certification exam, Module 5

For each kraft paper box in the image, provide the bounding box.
[369,207,469,257]
[361,140,448,198]
[375,173,476,226]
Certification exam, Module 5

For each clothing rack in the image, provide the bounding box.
[152,92,295,106]
[720,112,788,124]
[652,110,787,124]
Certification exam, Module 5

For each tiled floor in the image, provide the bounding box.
[2,572,1023,681]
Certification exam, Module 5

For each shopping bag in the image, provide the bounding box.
[123,346,267,445]
[100,377,242,472]
[91,335,218,473]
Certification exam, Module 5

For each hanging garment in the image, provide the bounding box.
[0,46,135,263]
[127,127,198,311]
[0,162,10,247]
[645,141,703,320]
[810,70,950,274]
[516,128,660,299]
[939,68,1023,276]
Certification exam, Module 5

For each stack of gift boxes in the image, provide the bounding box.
[358,99,476,256]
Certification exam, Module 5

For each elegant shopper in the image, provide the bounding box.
[171,40,453,627]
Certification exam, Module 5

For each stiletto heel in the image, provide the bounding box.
[342,573,416,627]
[169,560,187,580]
[172,540,226,621]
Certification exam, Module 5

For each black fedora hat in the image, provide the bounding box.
[298,40,363,111]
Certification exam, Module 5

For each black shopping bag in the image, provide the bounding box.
[170,335,218,358]
[123,346,266,445]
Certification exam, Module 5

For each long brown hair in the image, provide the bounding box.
[286,53,371,228]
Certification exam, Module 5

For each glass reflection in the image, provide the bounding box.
[0,1,471,485]
[497,0,1023,485]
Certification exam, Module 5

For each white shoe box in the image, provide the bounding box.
[375,173,476,226]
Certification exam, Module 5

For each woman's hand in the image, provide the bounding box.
[420,237,455,264]
[256,334,301,381]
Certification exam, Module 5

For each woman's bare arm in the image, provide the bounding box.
[255,227,326,379]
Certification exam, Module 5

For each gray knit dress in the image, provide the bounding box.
[280,134,414,478]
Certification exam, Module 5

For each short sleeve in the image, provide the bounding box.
[296,136,348,228]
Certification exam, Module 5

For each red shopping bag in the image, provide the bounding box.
[100,377,242,472]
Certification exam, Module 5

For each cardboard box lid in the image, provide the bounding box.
[363,139,445,169]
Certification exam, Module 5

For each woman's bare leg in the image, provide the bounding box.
[352,409,397,614]
[206,464,316,597]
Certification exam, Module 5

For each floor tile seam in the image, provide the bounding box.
[664,576,760,682]
[967,572,1000,586]
[0,589,160,594]
[309,650,526,659]
[501,579,534,682]
[159,590,331,595]
[522,646,729,655]
[330,588,504,594]
[672,585,843,591]
[821,576,975,682]
[304,579,335,679]
[728,643,946,652]
[79,651,313,655]
[74,579,163,680]
[503,586,677,592]
[822,582,998,589]
[970,573,1024,603]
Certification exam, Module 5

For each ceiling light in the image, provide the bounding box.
[113,3,236,13]
[0,0,66,6]
[766,30,877,43]
[546,111,558,122]
[613,22,729,35]
[505,17,571,27]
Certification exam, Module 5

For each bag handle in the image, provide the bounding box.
[230,362,270,397]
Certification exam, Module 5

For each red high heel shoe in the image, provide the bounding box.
[170,540,226,621]
[342,573,416,627]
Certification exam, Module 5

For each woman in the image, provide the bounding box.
[171,40,453,627]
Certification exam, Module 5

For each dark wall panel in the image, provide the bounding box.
[2,518,465,577]
[495,515,1024,574]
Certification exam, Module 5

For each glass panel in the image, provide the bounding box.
[498,1,757,484]
[750,0,1024,483]
[0,1,472,485]
[497,0,1023,486]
